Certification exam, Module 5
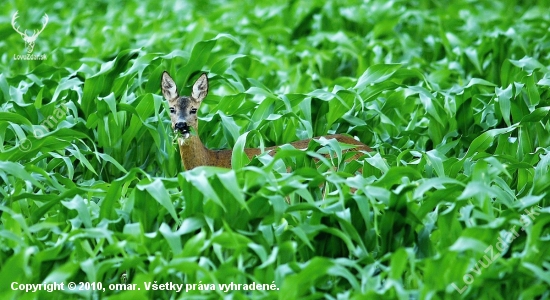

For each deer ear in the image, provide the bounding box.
[192,74,208,102]
[161,71,178,100]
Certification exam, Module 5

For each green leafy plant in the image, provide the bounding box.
[1,0,549,299]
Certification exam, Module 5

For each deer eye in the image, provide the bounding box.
[169,107,175,114]
[190,108,197,114]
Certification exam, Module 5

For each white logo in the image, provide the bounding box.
[11,11,48,58]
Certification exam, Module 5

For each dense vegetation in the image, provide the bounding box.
[1,0,549,298]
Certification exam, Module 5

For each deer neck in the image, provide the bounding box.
[179,133,210,170]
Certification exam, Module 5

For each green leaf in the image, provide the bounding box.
[496,84,513,126]
[464,126,517,159]
[137,179,180,224]
[355,64,402,89]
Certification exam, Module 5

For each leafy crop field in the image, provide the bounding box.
[1,0,550,299]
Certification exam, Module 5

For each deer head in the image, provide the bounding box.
[11,11,49,54]
[161,72,208,144]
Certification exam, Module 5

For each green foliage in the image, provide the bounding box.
[1,0,550,299]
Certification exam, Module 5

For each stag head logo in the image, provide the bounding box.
[11,11,49,54]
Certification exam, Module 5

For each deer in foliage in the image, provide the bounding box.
[161,71,371,170]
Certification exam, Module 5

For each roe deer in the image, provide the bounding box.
[161,71,372,170]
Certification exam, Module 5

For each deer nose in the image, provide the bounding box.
[175,122,187,131]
